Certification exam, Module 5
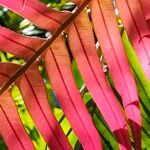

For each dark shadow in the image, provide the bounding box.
[114,121,141,150]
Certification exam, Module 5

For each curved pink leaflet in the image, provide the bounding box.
[44,36,102,150]
[90,0,141,149]
[0,0,70,32]
[116,0,150,82]
[0,63,72,150]
[67,11,132,150]
[0,74,34,150]
[0,27,43,60]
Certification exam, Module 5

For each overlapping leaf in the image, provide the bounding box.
[67,11,132,150]
[0,73,34,150]
[0,27,43,60]
[116,0,150,82]
[0,0,70,32]
[44,36,102,150]
[0,63,72,150]
[122,31,150,149]
[89,0,141,148]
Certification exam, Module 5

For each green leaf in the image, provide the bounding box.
[122,31,150,149]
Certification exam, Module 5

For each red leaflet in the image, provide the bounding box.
[140,0,150,20]
[44,36,102,150]
[0,74,34,150]
[90,0,141,149]
[0,0,70,32]
[19,65,72,150]
[68,11,131,150]
[116,0,150,82]
[0,63,72,150]
[0,27,43,60]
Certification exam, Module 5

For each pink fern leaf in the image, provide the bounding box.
[44,36,102,150]
[0,0,70,32]
[0,74,34,150]
[116,0,150,82]
[0,62,72,150]
[0,27,43,60]
[90,0,141,149]
[68,11,132,150]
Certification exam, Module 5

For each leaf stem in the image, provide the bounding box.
[0,0,91,95]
